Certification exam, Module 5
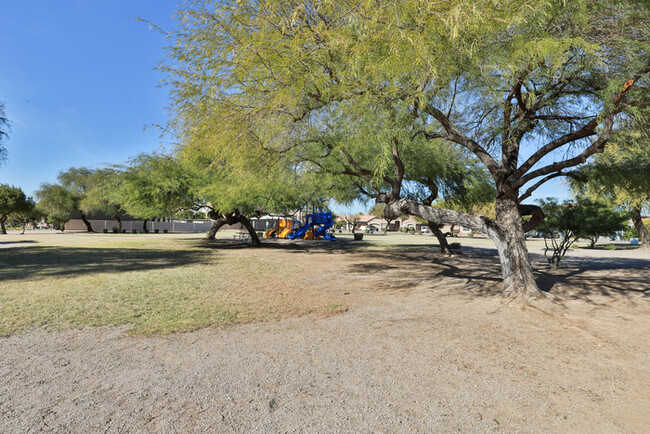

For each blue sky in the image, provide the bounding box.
[0,1,178,196]
[0,0,570,213]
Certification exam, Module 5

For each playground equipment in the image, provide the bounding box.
[287,211,336,241]
[264,218,294,239]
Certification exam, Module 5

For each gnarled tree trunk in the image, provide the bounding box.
[385,198,543,299]
[493,197,541,298]
[143,219,149,233]
[207,210,261,246]
[80,211,93,232]
[429,221,452,255]
[632,206,649,249]
[0,215,7,234]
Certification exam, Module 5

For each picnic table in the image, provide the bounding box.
[233,232,251,241]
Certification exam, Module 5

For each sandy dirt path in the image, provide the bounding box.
[1,241,648,432]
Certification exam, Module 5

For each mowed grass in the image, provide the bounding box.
[0,232,345,335]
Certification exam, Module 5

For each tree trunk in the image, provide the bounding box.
[80,211,94,232]
[143,219,148,233]
[385,198,543,298]
[207,216,228,240]
[112,213,122,233]
[206,211,261,246]
[429,221,452,255]
[237,215,261,246]
[493,197,542,298]
[588,237,597,249]
[0,215,6,234]
[632,206,650,249]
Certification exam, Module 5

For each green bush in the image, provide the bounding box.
[622,226,638,240]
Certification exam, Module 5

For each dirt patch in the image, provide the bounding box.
[1,240,649,432]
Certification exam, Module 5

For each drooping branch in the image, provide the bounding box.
[384,198,502,239]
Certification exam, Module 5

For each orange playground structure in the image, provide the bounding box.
[263,219,293,239]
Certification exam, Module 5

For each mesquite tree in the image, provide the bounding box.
[113,153,200,233]
[58,167,97,232]
[81,168,127,233]
[0,184,32,234]
[165,0,650,298]
[35,183,76,231]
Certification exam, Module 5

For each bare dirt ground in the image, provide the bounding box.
[1,236,649,432]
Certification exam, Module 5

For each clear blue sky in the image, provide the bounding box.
[0,0,570,212]
[0,0,178,196]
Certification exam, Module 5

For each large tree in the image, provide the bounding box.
[58,167,98,232]
[112,153,200,233]
[81,168,127,233]
[165,0,650,298]
[0,184,32,234]
[35,183,77,231]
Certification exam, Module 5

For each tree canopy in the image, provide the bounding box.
[0,184,32,234]
[164,0,650,296]
[35,183,77,231]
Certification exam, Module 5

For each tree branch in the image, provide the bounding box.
[424,104,500,177]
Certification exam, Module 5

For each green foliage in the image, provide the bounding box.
[80,168,124,218]
[113,153,200,220]
[536,197,628,266]
[8,196,41,229]
[570,115,650,210]
[0,185,32,229]
[175,210,207,219]
[35,184,77,228]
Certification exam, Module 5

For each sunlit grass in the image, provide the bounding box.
[0,232,345,335]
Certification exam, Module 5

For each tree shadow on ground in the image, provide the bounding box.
[195,238,650,302]
[0,240,38,246]
[0,245,211,282]
[535,257,650,300]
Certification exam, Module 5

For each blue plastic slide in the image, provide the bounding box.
[287,221,311,239]
[313,218,336,240]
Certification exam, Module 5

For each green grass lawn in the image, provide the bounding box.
[0,232,344,335]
